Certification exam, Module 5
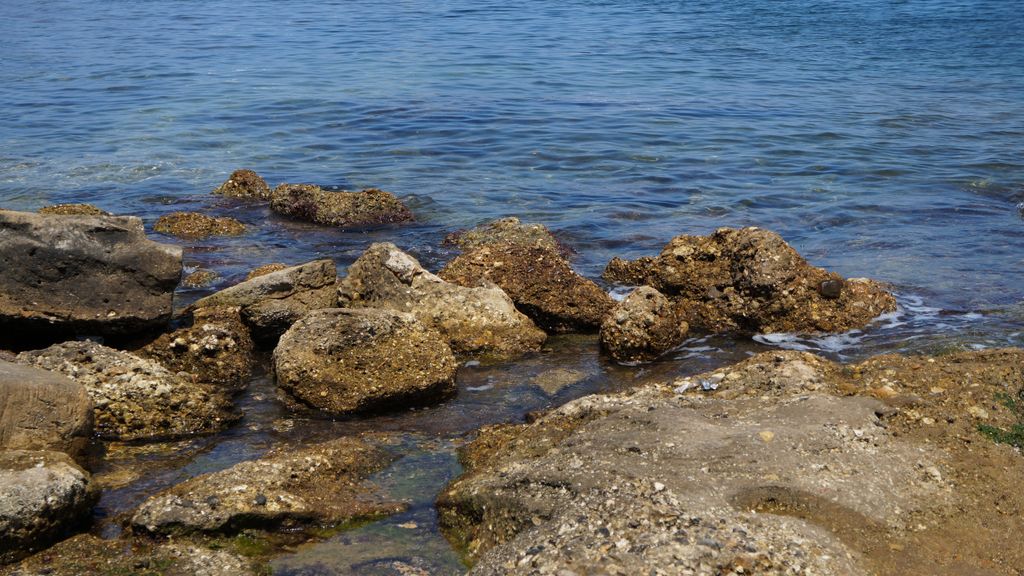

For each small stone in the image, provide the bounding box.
[758,430,775,443]
[967,406,989,420]
[818,279,844,300]
[653,482,665,492]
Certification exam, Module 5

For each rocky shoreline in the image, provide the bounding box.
[1,169,1021,575]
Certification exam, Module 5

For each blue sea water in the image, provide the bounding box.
[2,0,1024,572]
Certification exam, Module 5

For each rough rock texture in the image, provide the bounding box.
[212,168,271,200]
[0,450,95,565]
[0,361,92,462]
[600,286,689,362]
[181,268,219,288]
[245,262,288,281]
[138,306,254,393]
[602,255,656,286]
[153,212,246,239]
[603,227,896,335]
[337,243,546,359]
[444,217,565,255]
[270,184,413,227]
[17,341,237,442]
[0,210,182,342]
[37,204,110,216]
[132,436,404,535]
[1,534,257,576]
[192,259,337,343]
[439,348,1024,576]
[274,308,457,415]
[439,242,614,333]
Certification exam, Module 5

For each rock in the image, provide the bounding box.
[273,308,457,415]
[603,227,896,334]
[601,255,656,286]
[439,242,614,333]
[16,341,237,441]
[529,368,589,396]
[0,450,95,565]
[131,436,404,535]
[192,259,338,344]
[440,348,1024,575]
[337,243,546,359]
[0,361,92,462]
[212,168,271,200]
[245,262,288,281]
[599,286,688,362]
[270,184,413,227]
[0,209,182,343]
[137,306,254,393]
[153,212,246,239]
[182,268,219,288]
[4,533,257,575]
[444,217,565,255]
[37,204,110,216]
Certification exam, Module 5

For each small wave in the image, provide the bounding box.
[608,285,635,302]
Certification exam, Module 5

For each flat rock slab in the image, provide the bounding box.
[0,361,92,461]
[131,436,404,536]
[0,210,182,342]
[274,308,457,415]
[337,242,546,359]
[0,450,95,565]
[17,341,237,442]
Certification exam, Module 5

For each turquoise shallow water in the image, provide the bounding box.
[3,0,1024,572]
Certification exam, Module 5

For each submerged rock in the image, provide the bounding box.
[0,361,92,462]
[270,184,413,227]
[131,436,404,535]
[153,212,246,239]
[603,227,896,334]
[138,306,254,393]
[337,243,546,359]
[37,204,110,216]
[273,308,457,415]
[192,259,338,344]
[181,268,219,288]
[212,168,272,200]
[444,217,564,255]
[0,209,182,343]
[17,341,237,442]
[245,262,288,281]
[0,450,95,565]
[599,286,688,362]
[439,242,614,333]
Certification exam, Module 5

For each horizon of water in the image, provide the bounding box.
[2,0,1024,573]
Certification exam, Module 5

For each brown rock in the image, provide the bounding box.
[599,286,688,362]
[602,255,656,285]
[270,184,413,227]
[153,212,246,239]
[245,262,288,281]
[443,217,565,255]
[439,242,614,333]
[212,168,271,200]
[0,361,92,463]
[181,269,219,288]
[37,204,110,216]
[273,308,457,415]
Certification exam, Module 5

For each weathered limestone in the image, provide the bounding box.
[0,361,92,462]
[270,184,413,227]
[37,204,110,216]
[212,168,271,200]
[337,243,546,359]
[153,212,246,239]
[600,286,689,362]
[444,217,563,255]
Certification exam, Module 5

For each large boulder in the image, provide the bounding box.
[599,286,688,362]
[439,242,614,333]
[603,227,896,334]
[192,259,338,344]
[273,308,457,415]
[137,306,254,393]
[0,361,92,462]
[131,436,404,535]
[212,168,271,200]
[270,184,413,227]
[0,450,95,565]
[0,210,182,343]
[17,341,237,442]
[444,217,564,255]
[337,243,546,359]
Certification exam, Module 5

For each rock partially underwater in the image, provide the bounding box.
[212,168,272,200]
[153,212,246,239]
[270,184,413,227]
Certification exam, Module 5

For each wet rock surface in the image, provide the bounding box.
[439,348,1024,575]
[193,259,338,344]
[153,211,246,239]
[440,242,614,333]
[600,286,689,362]
[16,341,237,441]
[181,268,219,288]
[37,204,110,216]
[212,168,271,200]
[603,227,896,334]
[131,436,404,535]
[444,217,564,255]
[0,450,95,565]
[274,308,458,415]
[337,243,546,359]
[245,262,288,281]
[0,361,92,462]
[270,184,413,227]
[138,306,255,393]
[0,209,182,343]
